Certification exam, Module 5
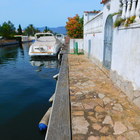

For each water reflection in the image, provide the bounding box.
[0,43,59,140]
[19,43,25,57]
[30,57,59,69]
[0,45,18,64]
[30,57,60,80]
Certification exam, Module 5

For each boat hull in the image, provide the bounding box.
[28,33,62,57]
[29,51,57,57]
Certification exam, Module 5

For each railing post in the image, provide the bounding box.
[130,0,137,17]
[126,0,132,18]
[122,0,127,19]
[136,0,140,21]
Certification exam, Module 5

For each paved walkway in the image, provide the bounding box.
[68,54,140,140]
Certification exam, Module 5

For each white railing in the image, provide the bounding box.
[84,12,103,34]
[121,0,140,21]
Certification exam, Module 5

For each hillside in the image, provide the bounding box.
[37,26,67,35]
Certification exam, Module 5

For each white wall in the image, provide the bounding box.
[102,0,140,90]
[22,36,35,42]
[84,33,103,62]
[112,27,140,90]
[70,39,84,53]
[22,36,28,42]
[83,0,140,91]
[84,12,103,62]
[84,13,98,24]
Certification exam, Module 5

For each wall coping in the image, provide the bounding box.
[118,22,140,30]
[84,11,103,26]
[45,47,71,140]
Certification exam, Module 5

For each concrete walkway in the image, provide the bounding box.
[68,54,140,140]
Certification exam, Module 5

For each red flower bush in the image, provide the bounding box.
[66,14,83,39]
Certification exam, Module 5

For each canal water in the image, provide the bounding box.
[0,43,59,140]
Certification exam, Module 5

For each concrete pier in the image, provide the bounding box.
[45,46,71,140]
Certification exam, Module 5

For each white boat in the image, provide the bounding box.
[29,33,62,56]
[55,34,65,44]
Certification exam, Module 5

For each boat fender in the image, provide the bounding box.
[38,107,52,131]
[38,123,47,131]
[58,53,60,60]
[53,73,59,79]
[58,49,63,60]
[49,93,55,102]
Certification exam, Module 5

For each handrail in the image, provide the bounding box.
[45,47,71,140]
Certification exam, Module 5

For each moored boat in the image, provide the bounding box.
[55,34,65,44]
[29,33,62,56]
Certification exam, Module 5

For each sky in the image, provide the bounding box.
[0,0,102,29]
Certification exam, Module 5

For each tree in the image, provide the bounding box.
[24,24,40,36]
[66,14,83,38]
[0,21,16,39]
[44,26,53,33]
[44,26,49,32]
[17,24,22,35]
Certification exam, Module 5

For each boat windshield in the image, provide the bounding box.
[35,33,56,42]
[56,34,62,37]
[56,34,64,38]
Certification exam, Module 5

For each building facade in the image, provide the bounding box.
[84,0,140,108]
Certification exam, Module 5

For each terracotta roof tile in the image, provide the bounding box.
[101,0,109,4]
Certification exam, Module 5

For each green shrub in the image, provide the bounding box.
[111,11,122,17]
[124,16,136,27]
[114,18,125,27]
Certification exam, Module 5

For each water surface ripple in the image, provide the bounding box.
[0,43,59,140]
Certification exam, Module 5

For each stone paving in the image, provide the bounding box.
[68,54,140,140]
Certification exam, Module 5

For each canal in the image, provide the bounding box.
[0,43,59,140]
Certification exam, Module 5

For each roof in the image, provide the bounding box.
[101,0,109,4]
[84,10,100,14]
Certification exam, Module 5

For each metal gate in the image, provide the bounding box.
[103,15,113,69]
[88,40,91,58]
